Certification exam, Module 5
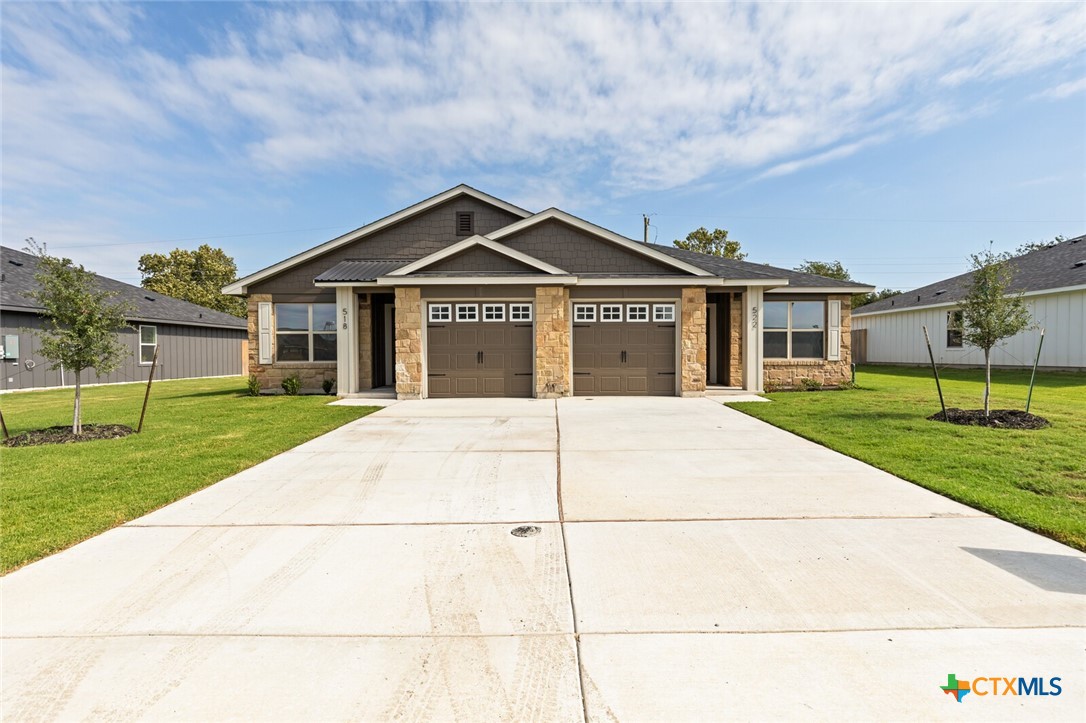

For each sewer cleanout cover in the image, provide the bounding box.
[510,525,541,538]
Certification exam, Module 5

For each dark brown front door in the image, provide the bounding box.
[427,314,533,398]
[572,302,676,396]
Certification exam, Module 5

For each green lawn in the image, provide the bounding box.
[1,377,378,572]
[730,366,1086,550]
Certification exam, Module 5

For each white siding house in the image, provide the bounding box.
[852,236,1086,371]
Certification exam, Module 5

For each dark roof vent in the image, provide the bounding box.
[145,295,156,301]
[8,259,23,267]
[934,289,947,296]
[456,211,474,236]
[1074,260,1085,268]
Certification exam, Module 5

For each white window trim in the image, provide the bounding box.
[601,304,623,322]
[763,301,826,360]
[456,303,479,322]
[946,310,965,350]
[574,304,597,322]
[138,324,158,366]
[627,304,649,322]
[483,303,506,322]
[510,303,533,322]
[275,303,338,362]
[428,303,452,322]
[653,304,676,322]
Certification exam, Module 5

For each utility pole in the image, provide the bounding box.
[643,214,650,244]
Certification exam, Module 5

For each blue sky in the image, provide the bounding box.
[2,1,1084,291]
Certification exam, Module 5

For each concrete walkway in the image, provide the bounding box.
[2,397,1083,720]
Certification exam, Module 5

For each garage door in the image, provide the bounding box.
[572,302,676,396]
[426,302,533,397]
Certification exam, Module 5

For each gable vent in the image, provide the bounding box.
[456,211,474,236]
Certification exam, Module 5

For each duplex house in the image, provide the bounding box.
[853,235,1085,369]
[224,185,872,398]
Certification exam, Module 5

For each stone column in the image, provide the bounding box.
[534,286,571,398]
[728,292,743,386]
[358,293,373,390]
[394,287,423,399]
[680,287,707,396]
[247,293,272,388]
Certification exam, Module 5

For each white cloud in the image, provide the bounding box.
[3,0,1085,202]
[1030,76,1086,101]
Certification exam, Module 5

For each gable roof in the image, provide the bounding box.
[854,235,1086,316]
[655,245,874,291]
[488,208,712,277]
[389,235,569,277]
[223,185,532,294]
[1,246,246,330]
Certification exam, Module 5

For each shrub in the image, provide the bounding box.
[246,374,261,397]
[322,378,335,395]
[800,378,823,392]
[763,380,782,393]
[282,374,301,396]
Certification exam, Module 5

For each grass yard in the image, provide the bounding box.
[0,377,378,572]
[730,366,1086,551]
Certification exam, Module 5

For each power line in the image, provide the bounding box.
[49,223,360,251]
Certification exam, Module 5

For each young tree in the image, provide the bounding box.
[958,248,1032,417]
[25,239,134,434]
[674,227,746,259]
[1015,235,1065,256]
[139,245,246,317]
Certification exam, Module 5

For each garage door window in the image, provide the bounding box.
[456,304,479,322]
[601,305,622,322]
[510,304,533,321]
[764,301,825,359]
[275,303,337,362]
[429,303,452,322]
[483,304,505,322]
[653,304,676,322]
[574,304,596,322]
[627,304,649,322]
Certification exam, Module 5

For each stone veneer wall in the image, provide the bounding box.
[728,293,743,387]
[680,287,707,395]
[534,286,571,398]
[247,294,336,392]
[358,293,373,390]
[763,295,853,389]
[394,287,423,399]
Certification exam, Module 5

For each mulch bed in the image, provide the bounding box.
[3,424,135,447]
[928,408,1050,430]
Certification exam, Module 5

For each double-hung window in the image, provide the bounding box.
[946,310,964,348]
[763,301,825,359]
[139,325,157,365]
[275,303,337,362]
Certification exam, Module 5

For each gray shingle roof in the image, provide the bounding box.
[854,235,1086,315]
[1,246,246,329]
[314,259,413,282]
[654,245,874,289]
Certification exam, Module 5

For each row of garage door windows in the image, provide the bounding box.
[427,302,677,324]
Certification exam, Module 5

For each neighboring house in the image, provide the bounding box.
[852,235,1085,370]
[224,185,873,398]
[1,246,248,391]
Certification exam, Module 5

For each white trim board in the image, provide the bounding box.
[222,185,532,295]
[486,208,713,278]
[376,275,579,286]
[767,285,874,294]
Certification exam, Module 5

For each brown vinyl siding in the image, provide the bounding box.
[422,246,537,274]
[250,198,524,295]
[0,311,245,391]
[501,219,678,274]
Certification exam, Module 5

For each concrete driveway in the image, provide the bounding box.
[3,397,1083,721]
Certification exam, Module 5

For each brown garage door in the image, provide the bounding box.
[572,302,676,396]
[426,302,533,398]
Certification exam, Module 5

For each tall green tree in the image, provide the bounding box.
[959,248,1032,417]
[792,260,897,308]
[139,245,246,317]
[674,227,746,259]
[25,239,134,434]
